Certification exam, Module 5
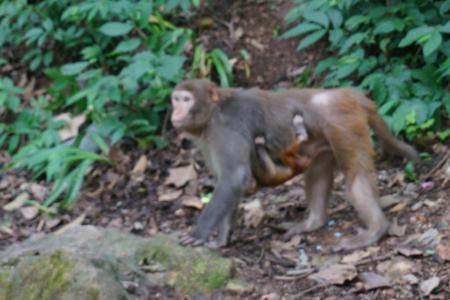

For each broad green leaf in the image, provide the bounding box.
[30,55,42,71]
[303,11,329,28]
[61,61,89,76]
[438,129,450,140]
[114,38,141,53]
[284,6,303,24]
[345,15,368,30]
[297,29,327,50]
[374,20,396,35]
[423,32,442,57]
[99,22,133,37]
[399,26,434,47]
[315,57,338,75]
[281,22,321,39]
[6,96,20,111]
[340,32,366,53]
[379,99,399,115]
[440,0,450,14]
[329,28,343,46]
[24,27,43,40]
[327,9,343,28]
[438,21,450,33]
[335,63,358,79]
[154,55,185,80]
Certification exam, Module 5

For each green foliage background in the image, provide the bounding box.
[284,0,450,140]
[0,0,448,208]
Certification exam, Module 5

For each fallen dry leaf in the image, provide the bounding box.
[389,201,408,213]
[437,239,450,261]
[388,171,405,187]
[0,175,15,190]
[401,229,442,251]
[249,39,266,51]
[341,247,379,264]
[308,264,357,285]
[376,257,415,282]
[0,226,14,237]
[260,293,280,300]
[396,247,423,257]
[20,206,39,220]
[158,190,182,202]
[45,218,61,229]
[131,155,148,174]
[358,272,391,290]
[242,199,265,228]
[420,276,440,296]
[232,26,244,41]
[55,113,86,141]
[388,217,407,237]
[3,192,29,211]
[54,214,85,235]
[165,164,197,188]
[29,183,48,201]
[399,274,419,285]
[311,254,341,269]
[181,196,203,210]
[270,235,302,252]
[379,194,403,208]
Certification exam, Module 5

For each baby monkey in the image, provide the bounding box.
[249,114,310,194]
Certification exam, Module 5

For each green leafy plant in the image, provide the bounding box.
[283,0,450,139]
[191,46,234,87]
[0,0,199,207]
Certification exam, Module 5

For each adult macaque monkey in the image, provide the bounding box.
[171,79,419,251]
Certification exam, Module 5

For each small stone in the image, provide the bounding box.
[225,279,254,294]
[133,222,144,231]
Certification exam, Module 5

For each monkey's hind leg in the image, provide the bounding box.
[332,172,389,252]
[284,152,334,240]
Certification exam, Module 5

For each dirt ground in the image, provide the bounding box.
[1,0,450,299]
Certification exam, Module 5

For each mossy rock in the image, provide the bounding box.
[138,235,232,293]
[0,226,233,300]
[1,251,73,300]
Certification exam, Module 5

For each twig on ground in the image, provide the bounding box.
[293,283,329,298]
[424,152,450,179]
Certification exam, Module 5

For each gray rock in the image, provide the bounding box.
[0,226,233,300]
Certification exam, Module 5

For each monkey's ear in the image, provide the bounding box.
[208,86,220,103]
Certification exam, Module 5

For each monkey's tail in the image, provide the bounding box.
[368,108,420,162]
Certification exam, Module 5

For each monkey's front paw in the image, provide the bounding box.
[179,233,205,247]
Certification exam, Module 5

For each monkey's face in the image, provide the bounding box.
[171,89,196,129]
[170,80,219,133]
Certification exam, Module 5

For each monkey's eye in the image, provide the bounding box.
[183,96,191,102]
